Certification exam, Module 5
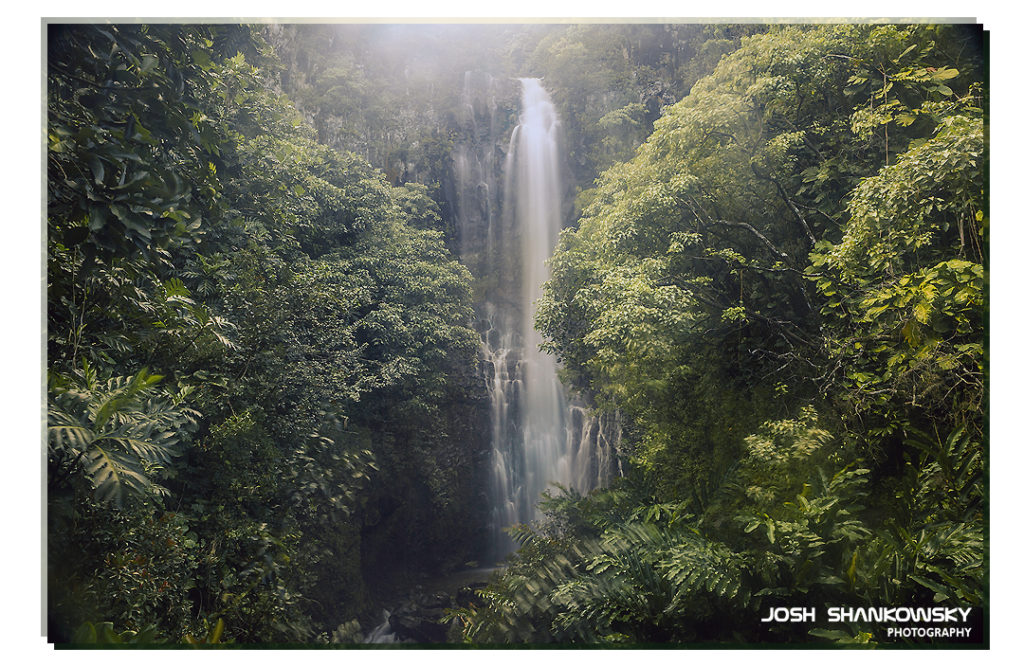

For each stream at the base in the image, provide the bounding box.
[364,567,500,644]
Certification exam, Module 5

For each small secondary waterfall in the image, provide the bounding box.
[452,74,621,561]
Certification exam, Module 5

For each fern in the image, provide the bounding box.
[48,361,199,507]
[467,410,986,644]
[660,530,749,611]
[849,424,986,609]
[546,522,749,642]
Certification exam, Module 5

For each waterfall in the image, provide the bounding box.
[365,610,400,644]
[506,78,572,530]
[453,75,621,561]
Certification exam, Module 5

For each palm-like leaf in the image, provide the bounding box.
[48,362,198,507]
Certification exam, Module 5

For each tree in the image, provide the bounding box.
[47,22,490,643]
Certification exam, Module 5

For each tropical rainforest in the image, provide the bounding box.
[45,21,987,647]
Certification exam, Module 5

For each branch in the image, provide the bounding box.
[711,219,790,261]
[791,200,843,230]
[776,181,817,245]
[683,195,800,269]
[749,162,817,245]
[662,276,816,348]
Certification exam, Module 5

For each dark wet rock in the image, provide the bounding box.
[371,567,499,643]
[388,594,452,643]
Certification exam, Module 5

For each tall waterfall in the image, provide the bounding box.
[504,78,573,531]
[453,75,621,561]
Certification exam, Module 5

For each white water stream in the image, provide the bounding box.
[451,75,620,561]
[484,79,620,559]
[367,76,623,645]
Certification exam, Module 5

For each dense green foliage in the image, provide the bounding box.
[46,22,987,647]
[521,24,764,187]
[47,23,488,643]
[458,24,987,645]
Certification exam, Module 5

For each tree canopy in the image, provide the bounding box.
[47,23,488,643]
[467,23,987,645]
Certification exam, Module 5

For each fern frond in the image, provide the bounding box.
[48,365,195,507]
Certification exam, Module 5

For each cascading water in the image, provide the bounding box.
[506,78,572,526]
[490,78,621,559]
[359,74,623,644]
[451,74,621,561]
